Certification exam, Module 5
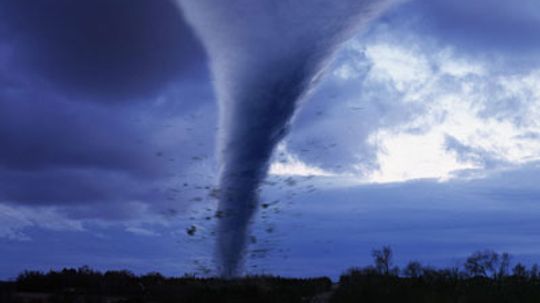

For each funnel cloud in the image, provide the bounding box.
[177,0,395,277]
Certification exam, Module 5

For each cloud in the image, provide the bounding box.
[0,0,220,221]
[385,0,540,56]
[0,169,158,206]
[269,144,335,177]
[284,21,540,183]
[3,161,540,278]
[0,0,207,102]
[0,204,84,241]
[0,60,217,224]
[362,46,540,181]
[252,162,540,278]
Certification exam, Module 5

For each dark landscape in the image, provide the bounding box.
[3,248,540,303]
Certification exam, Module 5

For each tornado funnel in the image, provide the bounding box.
[176,0,395,277]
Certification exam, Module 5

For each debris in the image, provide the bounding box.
[284,177,297,186]
[186,225,197,236]
[209,188,221,199]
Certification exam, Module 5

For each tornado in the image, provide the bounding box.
[176,0,396,277]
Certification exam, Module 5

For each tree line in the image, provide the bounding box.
[4,247,540,302]
[3,268,331,303]
[334,247,540,303]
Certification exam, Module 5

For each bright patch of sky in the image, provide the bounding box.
[282,26,540,183]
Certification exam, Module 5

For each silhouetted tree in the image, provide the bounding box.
[530,264,540,280]
[464,250,499,278]
[372,246,397,275]
[496,252,511,279]
[13,248,540,303]
[403,261,423,278]
[513,263,528,279]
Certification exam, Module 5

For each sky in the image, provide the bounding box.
[1,0,540,280]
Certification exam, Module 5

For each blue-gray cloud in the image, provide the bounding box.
[384,0,540,60]
[3,163,540,280]
[0,0,206,101]
[0,1,218,219]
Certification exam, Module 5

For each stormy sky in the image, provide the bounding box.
[2,0,540,279]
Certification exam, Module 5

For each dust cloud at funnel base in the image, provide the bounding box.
[176,0,396,277]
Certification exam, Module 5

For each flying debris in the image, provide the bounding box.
[250,248,271,259]
[261,200,280,209]
[214,210,224,219]
[208,188,221,199]
[193,260,213,276]
[284,177,298,187]
[186,225,197,236]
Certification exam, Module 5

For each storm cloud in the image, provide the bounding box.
[0,0,206,101]
[0,0,215,220]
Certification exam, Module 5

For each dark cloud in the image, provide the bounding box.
[0,86,218,209]
[0,169,147,205]
[0,0,216,213]
[0,97,157,175]
[0,54,217,212]
[0,0,206,101]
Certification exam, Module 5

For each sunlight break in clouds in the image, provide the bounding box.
[316,33,540,184]
[362,44,540,182]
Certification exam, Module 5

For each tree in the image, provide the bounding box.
[513,263,528,279]
[403,261,423,278]
[530,264,540,280]
[496,253,511,279]
[464,250,499,278]
[372,246,397,275]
